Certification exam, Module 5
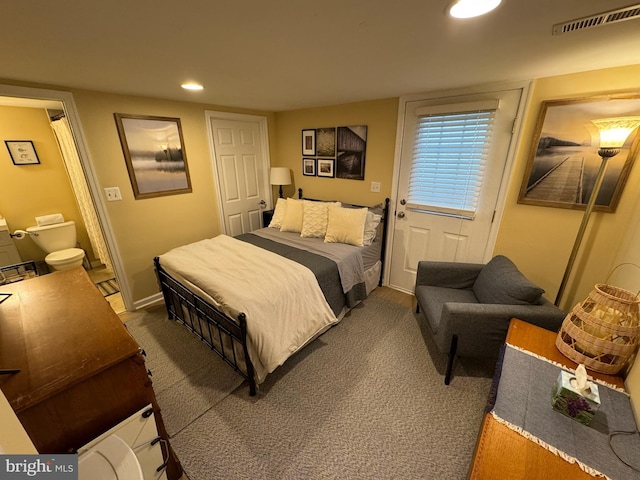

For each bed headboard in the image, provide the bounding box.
[297,188,391,286]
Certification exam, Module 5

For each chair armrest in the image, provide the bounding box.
[435,302,566,357]
[415,261,484,289]
[444,302,565,331]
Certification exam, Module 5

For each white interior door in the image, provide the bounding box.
[207,113,271,236]
[388,88,523,292]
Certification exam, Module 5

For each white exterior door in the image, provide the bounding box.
[388,88,523,292]
[207,112,271,236]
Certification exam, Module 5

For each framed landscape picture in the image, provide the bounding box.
[317,158,335,178]
[517,95,640,212]
[114,114,192,199]
[316,127,336,157]
[303,157,316,176]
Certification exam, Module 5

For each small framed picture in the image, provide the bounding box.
[5,140,40,165]
[302,158,316,176]
[317,158,335,178]
[302,129,316,156]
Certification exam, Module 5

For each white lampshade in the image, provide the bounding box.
[448,0,501,18]
[270,167,291,186]
[592,116,640,148]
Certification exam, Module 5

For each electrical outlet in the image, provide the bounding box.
[370,181,381,193]
[104,187,122,201]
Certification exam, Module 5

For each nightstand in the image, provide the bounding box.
[262,209,274,227]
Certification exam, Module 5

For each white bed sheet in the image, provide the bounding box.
[159,234,338,384]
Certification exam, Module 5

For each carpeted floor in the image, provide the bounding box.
[125,289,495,480]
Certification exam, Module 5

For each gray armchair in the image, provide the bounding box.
[414,255,565,384]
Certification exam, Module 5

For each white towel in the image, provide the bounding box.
[35,213,65,226]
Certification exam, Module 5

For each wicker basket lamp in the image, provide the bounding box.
[556,284,640,374]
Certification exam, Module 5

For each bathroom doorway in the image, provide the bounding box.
[0,85,129,313]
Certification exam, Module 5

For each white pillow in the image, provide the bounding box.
[280,198,305,232]
[363,211,382,246]
[301,201,341,238]
[325,205,368,246]
[268,197,288,228]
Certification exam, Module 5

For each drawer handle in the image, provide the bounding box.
[156,460,168,473]
[142,408,154,418]
[151,436,161,446]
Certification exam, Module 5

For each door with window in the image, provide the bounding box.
[388,89,523,292]
[208,112,271,237]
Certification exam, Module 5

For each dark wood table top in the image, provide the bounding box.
[0,267,139,411]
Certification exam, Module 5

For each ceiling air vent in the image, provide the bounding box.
[553,3,640,35]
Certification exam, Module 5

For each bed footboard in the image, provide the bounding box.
[153,257,257,396]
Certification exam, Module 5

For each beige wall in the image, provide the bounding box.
[494,64,640,311]
[0,105,94,265]
[273,98,399,205]
[2,66,639,312]
[70,89,275,301]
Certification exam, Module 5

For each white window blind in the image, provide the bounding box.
[407,100,499,219]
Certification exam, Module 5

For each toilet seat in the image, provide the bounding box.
[45,247,85,266]
[78,434,143,480]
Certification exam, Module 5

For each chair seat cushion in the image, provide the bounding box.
[472,255,544,305]
[415,285,478,334]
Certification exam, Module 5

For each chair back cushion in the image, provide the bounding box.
[473,255,544,305]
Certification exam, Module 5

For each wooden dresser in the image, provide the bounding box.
[469,319,626,479]
[0,267,182,479]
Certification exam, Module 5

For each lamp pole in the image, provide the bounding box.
[554,150,616,306]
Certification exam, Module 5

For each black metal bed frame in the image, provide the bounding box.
[154,192,390,396]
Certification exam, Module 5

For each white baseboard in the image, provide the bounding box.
[134,292,164,311]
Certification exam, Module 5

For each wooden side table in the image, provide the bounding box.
[468,319,625,480]
[262,209,274,227]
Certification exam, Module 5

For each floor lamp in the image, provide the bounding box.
[270,167,291,199]
[555,116,640,307]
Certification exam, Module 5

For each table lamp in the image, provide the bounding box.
[270,167,291,198]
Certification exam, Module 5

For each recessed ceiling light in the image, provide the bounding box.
[448,0,502,18]
[181,82,204,91]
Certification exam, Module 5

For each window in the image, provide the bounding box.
[407,100,499,219]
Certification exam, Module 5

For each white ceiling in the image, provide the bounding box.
[1,1,639,112]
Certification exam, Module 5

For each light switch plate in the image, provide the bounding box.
[370,181,381,193]
[104,187,122,201]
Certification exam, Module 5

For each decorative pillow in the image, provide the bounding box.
[363,211,382,246]
[268,197,288,229]
[325,205,368,246]
[280,198,305,233]
[472,255,544,305]
[301,201,341,238]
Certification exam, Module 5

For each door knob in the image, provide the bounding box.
[397,212,405,219]
[259,200,266,207]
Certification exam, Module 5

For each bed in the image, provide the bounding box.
[154,189,390,395]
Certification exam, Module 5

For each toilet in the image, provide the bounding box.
[26,220,85,271]
[78,434,143,480]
